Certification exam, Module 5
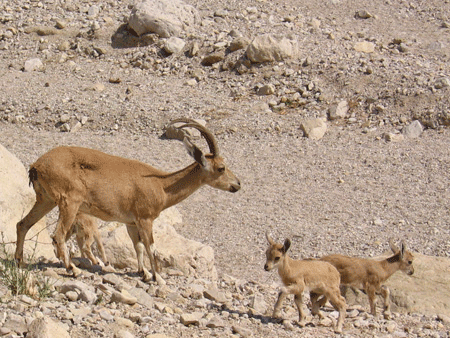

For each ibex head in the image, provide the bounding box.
[389,239,414,276]
[169,118,241,193]
[264,232,291,271]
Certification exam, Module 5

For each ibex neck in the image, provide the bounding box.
[379,254,401,282]
[278,255,295,284]
[162,162,206,209]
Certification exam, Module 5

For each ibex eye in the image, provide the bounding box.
[218,166,225,173]
[274,257,280,262]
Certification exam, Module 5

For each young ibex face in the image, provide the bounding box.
[390,239,415,275]
[264,233,291,271]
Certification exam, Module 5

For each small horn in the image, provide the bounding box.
[266,232,275,245]
[389,238,400,253]
[169,118,219,156]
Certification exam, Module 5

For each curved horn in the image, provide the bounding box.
[169,118,220,156]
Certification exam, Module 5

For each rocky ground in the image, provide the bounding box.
[1,0,450,337]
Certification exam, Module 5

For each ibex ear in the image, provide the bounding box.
[183,137,207,167]
[399,240,406,258]
[282,239,291,253]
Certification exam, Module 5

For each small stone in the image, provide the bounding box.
[180,312,204,326]
[24,58,43,72]
[328,100,349,120]
[164,37,185,54]
[66,291,79,301]
[257,84,275,96]
[354,41,375,53]
[383,132,404,142]
[58,41,70,51]
[402,120,423,139]
[355,10,373,19]
[201,51,225,66]
[435,77,450,89]
[55,20,67,29]
[110,290,137,305]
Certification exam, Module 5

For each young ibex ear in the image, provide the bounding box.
[282,239,291,253]
[399,240,406,258]
[183,137,207,167]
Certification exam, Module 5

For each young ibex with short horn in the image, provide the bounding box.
[65,213,109,267]
[313,239,414,319]
[15,118,241,281]
[264,233,347,333]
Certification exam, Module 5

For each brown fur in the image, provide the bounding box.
[15,119,241,281]
[64,213,108,267]
[314,240,414,318]
[264,233,347,333]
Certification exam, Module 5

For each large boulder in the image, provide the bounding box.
[101,207,217,281]
[0,144,54,260]
[246,34,299,63]
[386,253,450,317]
[128,0,199,38]
[343,253,450,317]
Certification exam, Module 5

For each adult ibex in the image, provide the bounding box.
[15,119,241,281]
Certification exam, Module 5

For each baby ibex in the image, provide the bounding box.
[64,213,109,267]
[313,239,414,319]
[264,233,347,333]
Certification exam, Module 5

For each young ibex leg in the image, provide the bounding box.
[15,194,56,265]
[52,200,82,277]
[92,225,109,266]
[75,231,99,265]
[380,285,391,319]
[366,284,378,316]
[310,292,326,319]
[293,293,307,327]
[273,289,289,319]
[326,290,347,334]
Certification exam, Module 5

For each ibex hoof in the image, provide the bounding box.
[383,311,391,320]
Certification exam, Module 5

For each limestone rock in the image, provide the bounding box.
[24,58,43,72]
[328,100,349,120]
[27,317,70,338]
[0,144,54,260]
[164,37,186,54]
[128,0,199,37]
[386,253,450,316]
[246,34,298,63]
[354,41,375,53]
[402,120,423,139]
[300,118,327,140]
[101,207,218,281]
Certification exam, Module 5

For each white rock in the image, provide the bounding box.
[402,120,423,139]
[27,317,70,338]
[354,41,375,53]
[128,0,199,37]
[164,37,186,54]
[0,144,54,260]
[24,58,43,72]
[246,34,298,63]
[301,118,328,140]
[328,100,349,120]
